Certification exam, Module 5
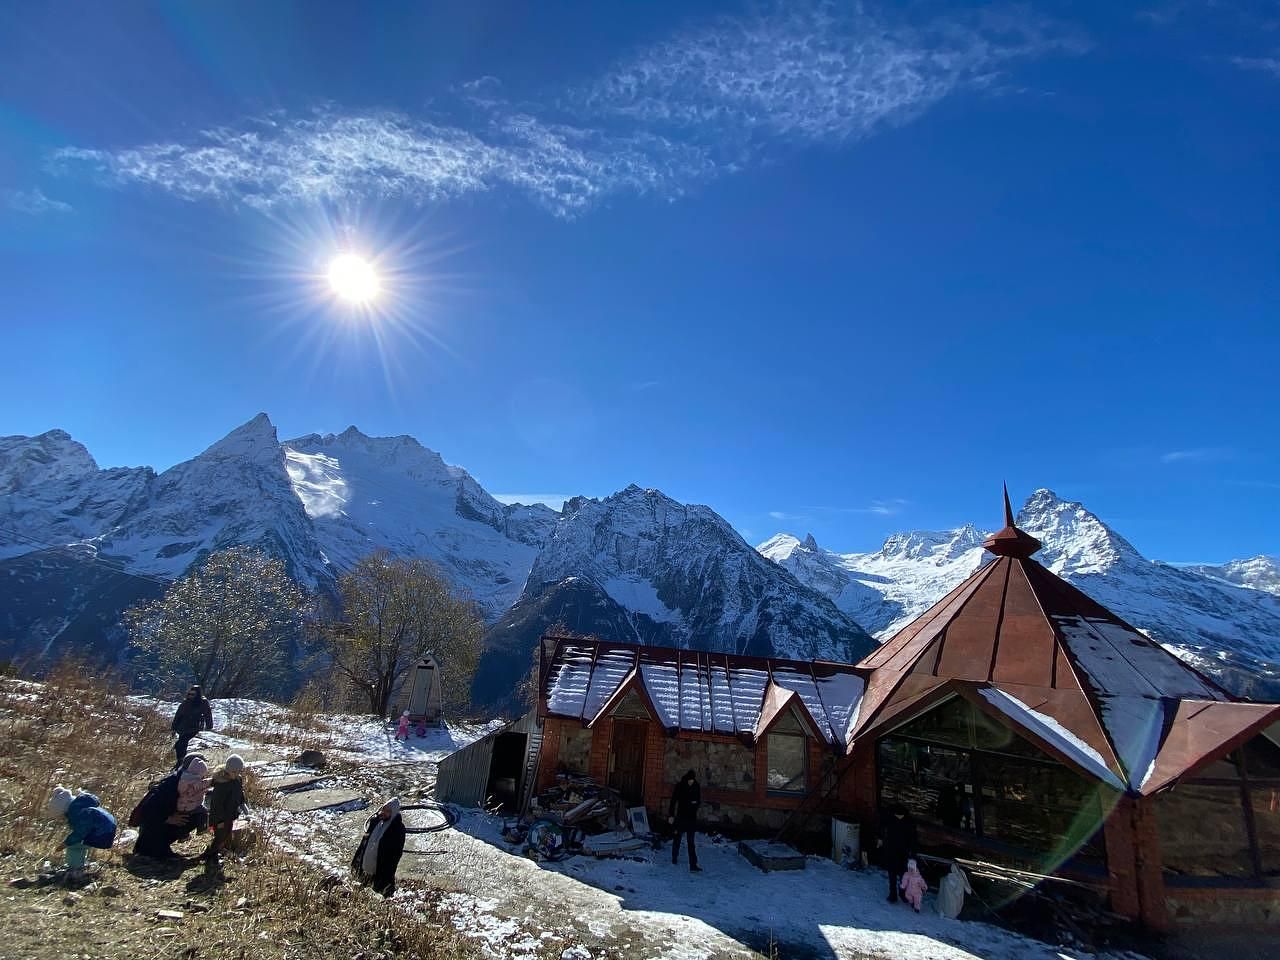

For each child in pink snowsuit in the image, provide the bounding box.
[900,858,928,912]
[395,711,410,741]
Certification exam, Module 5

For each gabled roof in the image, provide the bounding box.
[853,493,1243,793]
[539,637,866,750]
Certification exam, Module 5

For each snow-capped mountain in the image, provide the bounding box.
[759,525,988,636]
[1,418,868,682]
[1182,556,1280,597]
[282,427,557,618]
[761,489,1280,699]
[0,429,153,562]
[474,485,876,709]
[91,414,328,585]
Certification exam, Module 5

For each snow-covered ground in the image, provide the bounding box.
[165,696,1148,960]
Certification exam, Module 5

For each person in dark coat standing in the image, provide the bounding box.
[667,769,701,872]
[880,803,918,903]
[352,798,406,896]
[132,754,210,860]
[172,685,214,766]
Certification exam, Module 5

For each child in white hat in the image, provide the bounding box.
[47,786,117,881]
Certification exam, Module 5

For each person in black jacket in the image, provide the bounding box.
[132,754,210,860]
[667,769,701,872]
[880,803,918,903]
[172,685,214,767]
[352,798,406,896]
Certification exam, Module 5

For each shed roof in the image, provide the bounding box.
[539,637,866,750]
[854,491,1252,794]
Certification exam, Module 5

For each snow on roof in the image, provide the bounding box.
[979,687,1125,790]
[541,638,865,748]
[1053,615,1223,700]
[1094,694,1168,790]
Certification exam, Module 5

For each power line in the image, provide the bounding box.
[0,525,178,589]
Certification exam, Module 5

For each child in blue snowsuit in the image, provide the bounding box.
[48,787,117,879]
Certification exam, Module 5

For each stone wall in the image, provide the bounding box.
[664,738,755,792]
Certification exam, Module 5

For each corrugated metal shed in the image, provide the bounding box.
[435,711,541,808]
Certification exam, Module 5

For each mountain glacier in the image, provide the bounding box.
[760,488,1280,699]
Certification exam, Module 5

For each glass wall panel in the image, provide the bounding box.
[879,738,976,832]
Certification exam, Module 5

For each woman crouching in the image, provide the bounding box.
[352,798,405,896]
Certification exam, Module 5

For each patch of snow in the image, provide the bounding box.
[980,688,1125,790]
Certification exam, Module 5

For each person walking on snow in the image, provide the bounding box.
[395,711,410,741]
[900,858,928,912]
[880,803,918,904]
[202,754,247,869]
[352,798,406,896]
[668,769,701,872]
[47,787,116,881]
[171,684,213,766]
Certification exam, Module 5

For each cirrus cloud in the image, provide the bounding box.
[46,3,1082,218]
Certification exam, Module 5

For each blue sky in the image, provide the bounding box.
[1,1,1277,564]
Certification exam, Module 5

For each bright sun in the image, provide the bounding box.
[327,253,380,304]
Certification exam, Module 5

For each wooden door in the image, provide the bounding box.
[609,720,647,803]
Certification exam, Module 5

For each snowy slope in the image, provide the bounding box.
[761,489,1280,698]
[525,486,874,662]
[282,427,557,619]
[1183,555,1280,596]
[0,429,153,561]
[759,525,989,636]
[87,414,329,585]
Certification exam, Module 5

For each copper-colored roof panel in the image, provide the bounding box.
[934,559,1009,681]
[1141,700,1280,794]
[858,561,998,670]
[991,562,1057,687]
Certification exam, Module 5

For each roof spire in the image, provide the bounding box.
[983,485,1042,559]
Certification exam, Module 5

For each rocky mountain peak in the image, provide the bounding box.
[1016,488,1143,575]
[0,429,100,492]
[802,533,820,551]
[200,413,281,461]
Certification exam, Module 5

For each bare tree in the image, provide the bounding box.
[125,546,305,698]
[319,552,484,717]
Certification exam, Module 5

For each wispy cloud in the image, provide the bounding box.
[803,498,910,516]
[4,187,72,215]
[493,493,573,511]
[768,510,807,522]
[582,3,1084,145]
[51,110,710,219]
[1231,54,1280,78]
[46,3,1081,218]
[1160,447,1234,464]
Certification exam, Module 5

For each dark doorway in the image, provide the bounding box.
[486,732,527,812]
[609,719,648,803]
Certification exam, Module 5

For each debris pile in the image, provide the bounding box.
[501,773,658,861]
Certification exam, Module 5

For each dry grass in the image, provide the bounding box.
[0,662,489,960]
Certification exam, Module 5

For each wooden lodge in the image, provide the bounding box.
[525,490,1280,930]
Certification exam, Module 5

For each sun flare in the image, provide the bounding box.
[327,253,380,303]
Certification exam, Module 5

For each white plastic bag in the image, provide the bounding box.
[936,863,972,919]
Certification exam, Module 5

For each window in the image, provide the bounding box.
[767,732,807,793]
